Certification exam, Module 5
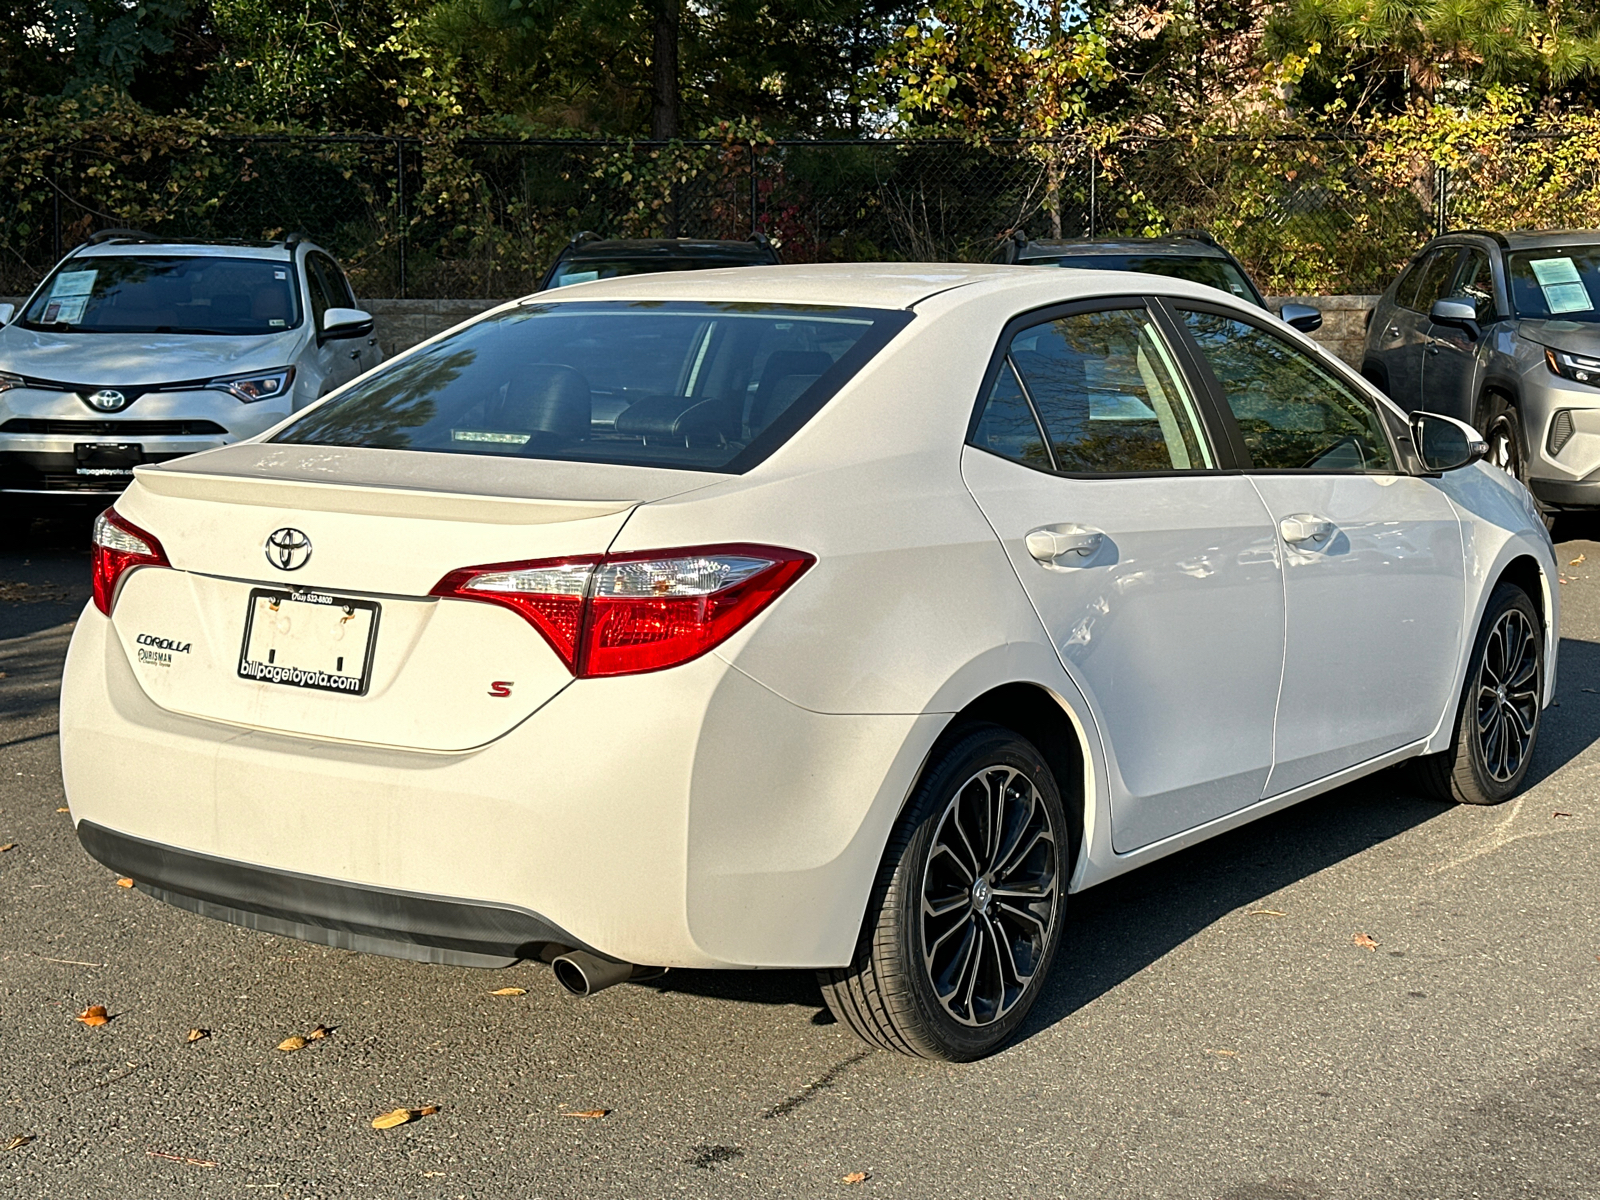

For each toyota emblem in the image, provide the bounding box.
[264,527,313,571]
[86,389,127,412]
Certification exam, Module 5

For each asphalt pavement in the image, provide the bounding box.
[2,509,1597,1200]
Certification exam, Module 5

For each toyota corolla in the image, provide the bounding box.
[61,264,1557,1061]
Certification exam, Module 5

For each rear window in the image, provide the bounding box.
[1031,253,1262,305]
[22,255,301,335]
[548,257,761,288]
[275,301,911,472]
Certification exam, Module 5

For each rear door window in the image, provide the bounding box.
[276,300,911,473]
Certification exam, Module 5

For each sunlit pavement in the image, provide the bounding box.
[2,510,1597,1199]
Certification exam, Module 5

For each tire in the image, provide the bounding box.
[818,723,1070,1061]
[1482,394,1557,533]
[1411,582,1544,805]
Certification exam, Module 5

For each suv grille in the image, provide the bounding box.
[0,419,228,436]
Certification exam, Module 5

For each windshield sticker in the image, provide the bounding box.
[1530,257,1594,314]
[452,429,531,445]
[43,297,88,324]
[49,269,97,299]
[274,270,287,279]
[269,318,285,327]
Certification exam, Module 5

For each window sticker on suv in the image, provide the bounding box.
[1529,258,1594,315]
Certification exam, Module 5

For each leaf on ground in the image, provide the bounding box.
[186,1028,209,1043]
[1571,554,1587,566]
[1353,932,1380,951]
[1247,909,1286,917]
[276,1036,307,1052]
[115,877,134,888]
[0,843,15,852]
[564,1109,609,1119]
[1553,811,1573,818]
[489,987,527,996]
[76,1005,109,1027]
[57,807,69,814]
[371,1105,438,1130]
[146,1149,216,1167]
[1204,1048,1238,1057]
[843,1171,869,1184]
[306,1024,331,1040]
[4,1135,34,1152]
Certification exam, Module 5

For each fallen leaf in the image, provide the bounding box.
[1553,811,1573,818]
[1353,932,1379,951]
[1203,1048,1238,1057]
[276,1036,307,1052]
[186,1028,209,1043]
[146,1149,216,1167]
[76,1005,109,1027]
[4,1135,34,1152]
[843,1172,869,1184]
[1571,554,1587,566]
[1247,909,1286,917]
[371,1109,414,1130]
[564,1109,609,1119]
[115,877,134,888]
[57,807,69,813]
[489,987,527,996]
[306,1024,331,1040]
[419,1105,439,1116]
[0,843,15,853]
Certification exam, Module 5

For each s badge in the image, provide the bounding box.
[488,681,514,697]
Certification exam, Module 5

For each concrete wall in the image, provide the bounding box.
[2,292,1382,368]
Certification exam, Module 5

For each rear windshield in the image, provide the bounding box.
[21,255,302,334]
[547,257,762,288]
[1030,253,1262,305]
[1508,247,1600,323]
[275,300,911,472]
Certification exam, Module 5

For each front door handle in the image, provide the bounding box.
[1388,325,1401,338]
[1026,524,1105,565]
[1279,514,1335,545]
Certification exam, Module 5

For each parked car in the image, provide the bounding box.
[537,232,779,291]
[0,231,380,503]
[64,264,1554,1061]
[1363,229,1600,522]
[1000,230,1324,332]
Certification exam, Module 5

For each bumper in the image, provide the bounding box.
[1529,476,1600,509]
[61,606,939,969]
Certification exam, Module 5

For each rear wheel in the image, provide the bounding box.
[819,724,1069,1061]
[1412,582,1543,805]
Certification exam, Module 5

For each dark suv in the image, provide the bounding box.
[537,233,780,291]
[1363,229,1600,517]
[999,231,1323,332]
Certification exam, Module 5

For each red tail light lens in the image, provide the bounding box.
[91,509,170,616]
[430,544,813,678]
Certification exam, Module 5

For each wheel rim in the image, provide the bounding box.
[919,765,1059,1028]
[1487,417,1522,481]
[1474,608,1540,784]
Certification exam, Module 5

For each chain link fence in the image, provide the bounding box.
[2,130,1596,299]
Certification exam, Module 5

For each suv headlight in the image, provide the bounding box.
[0,371,23,394]
[1544,348,1600,386]
[207,367,295,403]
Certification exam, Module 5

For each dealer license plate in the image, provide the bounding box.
[238,589,380,695]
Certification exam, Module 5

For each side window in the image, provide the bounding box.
[303,256,333,328]
[1178,309,1396,472]
[311,253,356,309]
[1401,249,1459,314]
[971,360,1051,467]
[1446,249,1495,321]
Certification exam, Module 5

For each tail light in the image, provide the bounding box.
[92,509,170,615]
[431,544,813,677]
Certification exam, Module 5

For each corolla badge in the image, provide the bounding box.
[264,528,313,571]
[86,389,127,412]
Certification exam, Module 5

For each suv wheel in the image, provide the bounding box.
[1411,582,1544,805]
[1483,396,1556,531]
[819,724,1069,1061]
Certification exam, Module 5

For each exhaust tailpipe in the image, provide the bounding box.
[551,949,645,997]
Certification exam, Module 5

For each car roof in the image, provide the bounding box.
[1014,237,1232,261]
[524,260,1255,311]
[1443,229,1600,252]
[67,242,301,261]
[562,238,775,262]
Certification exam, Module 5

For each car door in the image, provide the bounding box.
[313,253,382,376]
[961,300,1286,853]
[1421,246,1496,424]
[1377,248,1460,410]
[307,253,374,388]
[1172,303,1466,796]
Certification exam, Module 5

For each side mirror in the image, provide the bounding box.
[320,307,373,340]
[1429,298,1480,341]
[1280,303,1322,333]
[0,303,14,325]
[1411,411,1487,473]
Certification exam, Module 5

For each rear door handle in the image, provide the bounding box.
[1279,514,1335,545]
[1026,524,1105,566]
[1387,325,1401,337]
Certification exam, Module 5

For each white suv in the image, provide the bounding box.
[0,232,381,502]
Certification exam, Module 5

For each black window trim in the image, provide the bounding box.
[1160,295,1414,477]
[964,294,1249,480]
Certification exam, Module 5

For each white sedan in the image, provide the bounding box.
[61,264,1557,1061]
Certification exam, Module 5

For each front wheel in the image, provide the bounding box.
[819,724,1070,1061]
[1412,582,1544,805]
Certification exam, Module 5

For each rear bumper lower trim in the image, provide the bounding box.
[75,820,586,969]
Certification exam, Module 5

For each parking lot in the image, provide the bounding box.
[0,512,1594,1199]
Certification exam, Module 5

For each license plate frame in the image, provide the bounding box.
[237,588,380,696]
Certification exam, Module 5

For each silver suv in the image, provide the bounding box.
[1363,229,1600,520]
[0,231,381,502]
